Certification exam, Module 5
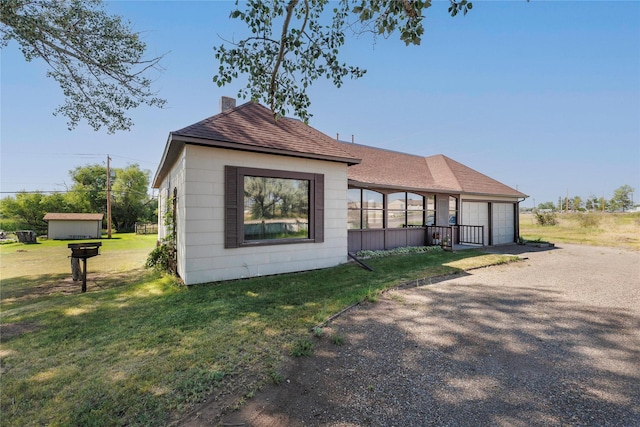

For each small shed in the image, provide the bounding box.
[43,213,104,240]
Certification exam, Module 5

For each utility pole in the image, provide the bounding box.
[107,155,112,239]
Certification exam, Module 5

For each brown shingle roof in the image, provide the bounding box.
[152,101,525,198]
[339,142,526,198]
[153,102,360,187]
[43,213,104,221]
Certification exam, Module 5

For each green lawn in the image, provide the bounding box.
[1,234,517,426]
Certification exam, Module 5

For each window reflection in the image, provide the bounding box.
[243,176,309,240]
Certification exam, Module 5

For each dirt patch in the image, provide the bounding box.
[1,321,41,340]
[2,270,147,303]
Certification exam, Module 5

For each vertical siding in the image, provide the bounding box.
[48,220,102,239]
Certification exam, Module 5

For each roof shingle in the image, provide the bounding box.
[43,213,104,221]
[153,102,360,187]
[339,142,526,198]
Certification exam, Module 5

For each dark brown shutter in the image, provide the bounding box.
[225,166,239,248]
[314,174,324,243]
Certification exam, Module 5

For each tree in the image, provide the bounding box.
[586,195,603,212]
[68,163,110,214]
[110,164,152,232]
[214,0,472,122]
[610,184,634,212]
[572,196,583,212]
[0,191,69,232]
[1,0,165,133]
[68,163,153,232]
[537,201,555,211]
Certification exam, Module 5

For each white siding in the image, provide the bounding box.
[157,147,187,279]
[158,145,349,285]
[48,220,102,239]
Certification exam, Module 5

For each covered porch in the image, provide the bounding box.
[347,224,485,253]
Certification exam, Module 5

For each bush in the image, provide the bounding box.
[535,211,558,226]
[577,213,600,228]
[145,244,174,273]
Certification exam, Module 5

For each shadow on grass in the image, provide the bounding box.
[222,282,640,426]
[1,269,154,303]
[0,249,504,426]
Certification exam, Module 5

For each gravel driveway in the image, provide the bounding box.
[216,244,640,427]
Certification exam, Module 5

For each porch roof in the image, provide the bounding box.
[340,142,527,198]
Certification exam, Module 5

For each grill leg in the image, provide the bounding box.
[82,258,87,293]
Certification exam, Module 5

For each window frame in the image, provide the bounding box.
[225,166,324,248]
[388,192,425,228]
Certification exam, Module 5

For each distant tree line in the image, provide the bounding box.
[534,185,635,213]
[0,163,156,234]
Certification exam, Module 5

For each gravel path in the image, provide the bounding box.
[216,244,640,427]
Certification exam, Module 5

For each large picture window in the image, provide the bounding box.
[225,166,323,247]
[243,176,309,240]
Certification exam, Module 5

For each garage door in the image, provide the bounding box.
[492,203,515,245]
[461,202,489,245]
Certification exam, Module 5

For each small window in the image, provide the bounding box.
[426,195,436,225]
[348,188,384,229]
[449,196,458,225]
[347,189,362,229]
[225,166,323,247]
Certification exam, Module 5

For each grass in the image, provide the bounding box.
[520,212,640,250]
[0,234,518,426]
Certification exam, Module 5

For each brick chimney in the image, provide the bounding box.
[220,96,236,113]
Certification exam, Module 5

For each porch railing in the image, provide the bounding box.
[458,225,484,246]
[426,226,454,250]
[426,225,485,249]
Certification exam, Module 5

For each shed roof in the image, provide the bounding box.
[43,213,104,221]
[340,142,527,198]
[153,102,360,187]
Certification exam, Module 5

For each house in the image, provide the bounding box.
[153,100,527,285]
[341,143,527,252]
[43,213,104,240]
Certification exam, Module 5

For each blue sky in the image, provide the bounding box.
[1,0,639,207]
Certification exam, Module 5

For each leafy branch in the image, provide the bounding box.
[213,0,472,122]
[1,0,167,133]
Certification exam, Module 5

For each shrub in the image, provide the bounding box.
[535,211,558,226]
[577,213,600,228]
[145,244,174,272]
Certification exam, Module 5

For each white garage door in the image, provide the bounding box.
[492,203,515,245]
[461,202,489,245]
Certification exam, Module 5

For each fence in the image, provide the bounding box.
[135,222,158,235]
